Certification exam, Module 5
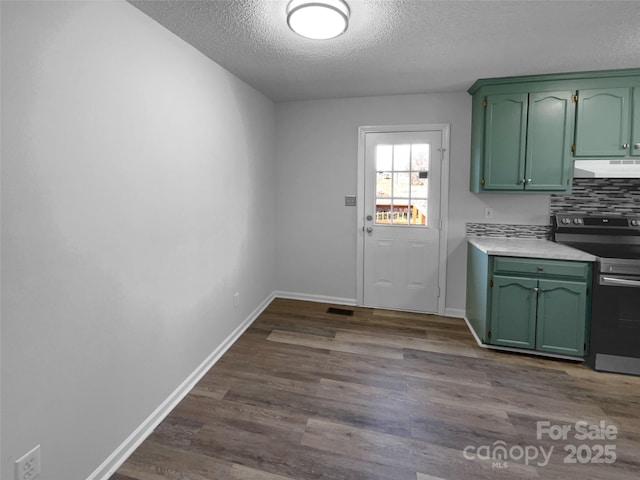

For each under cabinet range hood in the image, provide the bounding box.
[574,159,640,178]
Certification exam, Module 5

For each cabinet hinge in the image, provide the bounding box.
[571,144,576,152]
[567,178,570,186]
[572,95,578,103]
[481,178,486,186]
[483,99,488,108]
[488,330,492,339]
[489,278,494,288]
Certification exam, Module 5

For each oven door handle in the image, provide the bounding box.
[600,276,640,288]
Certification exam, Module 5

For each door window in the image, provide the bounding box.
[375,143,430,225]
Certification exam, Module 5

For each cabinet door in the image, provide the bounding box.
[536,279,587,356]
[632,87,640,157]
[490,275,537,349]
[525,91,574,191]
[483,93,528,190]
[575,88,630,157]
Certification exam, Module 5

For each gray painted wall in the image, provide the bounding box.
[1,2,558,479]
[1,2,276,478]
[274,94,551,315]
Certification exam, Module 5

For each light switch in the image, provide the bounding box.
[345,195,357,207]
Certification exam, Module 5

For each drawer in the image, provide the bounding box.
[493,257,589,280]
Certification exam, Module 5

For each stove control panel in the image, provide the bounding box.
[554,215,640,230]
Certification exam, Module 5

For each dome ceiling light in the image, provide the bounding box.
[287,0,350,40]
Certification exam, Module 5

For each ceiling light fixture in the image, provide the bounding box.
[287,0,350,40]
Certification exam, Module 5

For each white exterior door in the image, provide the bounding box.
[360,128,445,313]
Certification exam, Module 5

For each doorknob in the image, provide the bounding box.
[366,227,373,233]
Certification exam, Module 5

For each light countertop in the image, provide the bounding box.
[467,237,596,262]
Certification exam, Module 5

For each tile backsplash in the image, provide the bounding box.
[466,223,552,239]
[550,178,640,216]
[467,178,640,239]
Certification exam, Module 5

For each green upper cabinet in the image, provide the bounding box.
[468,68,640,193]
[481,91,574,191]
[574,88,630,156]
[483,93,528,190]
[633,87,640,157]
[526,91,575,191]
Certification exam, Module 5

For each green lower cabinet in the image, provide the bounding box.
[536,279,587,356]
[490,275,537,349]
[483,257,591,357]
[465,246,592,358]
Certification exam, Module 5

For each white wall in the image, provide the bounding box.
[275,94,551,314]
[1,2,276,479]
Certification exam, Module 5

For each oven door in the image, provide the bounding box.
[588,273,640,375]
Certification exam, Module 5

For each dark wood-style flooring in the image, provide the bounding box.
[111,298,640,480]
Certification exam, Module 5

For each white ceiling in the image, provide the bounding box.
[129,0,640,102]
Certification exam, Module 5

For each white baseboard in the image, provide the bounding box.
[273,290,357,306]
[444,307,465,319]
[87,292,465,479]
[87,292,276,480]
[275,291,463,319]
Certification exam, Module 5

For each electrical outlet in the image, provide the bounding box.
[484,207,494,219]
[15,444,41,480]
[234,292,240,307]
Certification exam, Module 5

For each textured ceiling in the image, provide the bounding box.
[129,0,640,102]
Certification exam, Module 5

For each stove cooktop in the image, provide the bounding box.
[566,243,640,261]
[552,215,640,261]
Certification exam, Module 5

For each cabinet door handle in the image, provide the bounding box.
[525,178,532,184]
[622,143,629,149]
[634,143,640,150]
[533,287,539,292]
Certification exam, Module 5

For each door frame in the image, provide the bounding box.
[356,124,450,315]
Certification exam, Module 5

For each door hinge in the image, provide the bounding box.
[571,144,576,152]
[488,330,492,339]
[483,99,488,108]
[489,278,494,288]
[572,94,578,103]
